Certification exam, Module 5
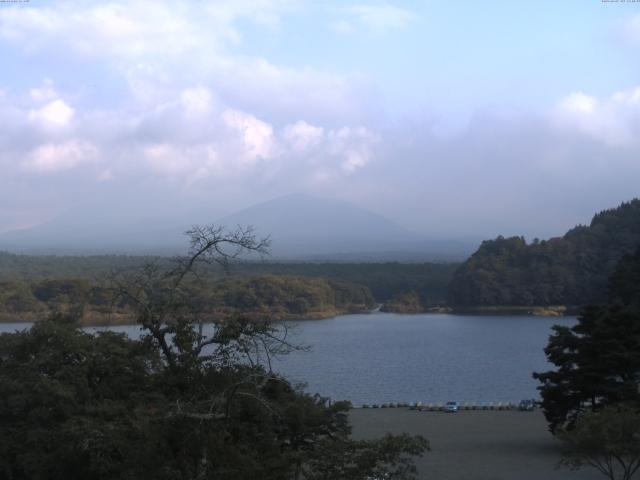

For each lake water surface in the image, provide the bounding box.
[0,312,573,406]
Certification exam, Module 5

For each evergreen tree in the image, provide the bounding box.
[534,247,640,432]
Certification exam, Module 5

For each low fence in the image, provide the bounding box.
[358,401,537,411]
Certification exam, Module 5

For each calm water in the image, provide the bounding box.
[0,313,573,406]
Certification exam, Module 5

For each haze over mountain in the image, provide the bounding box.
[0,194,478,261]
[219,194,479,260]
[0,212,186,256]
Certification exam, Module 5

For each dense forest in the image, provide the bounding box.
[448,199,640,307]
[0,274,375,324]
[0,252,153,281]
[379,291,425,314]
[0,252,457,304]
[0,252,457,321]
[231,262,456,306]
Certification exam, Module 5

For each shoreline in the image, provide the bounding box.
[0,305,377,327]
[381,304,577,317]
[0,304,577,326]
[450,305,576,316]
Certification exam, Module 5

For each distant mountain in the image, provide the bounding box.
[0,193,478,260]
[218,193,477,261]
[448,199,640,307]
[0,212,187,255]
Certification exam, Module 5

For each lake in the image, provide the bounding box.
[0,312,573,406]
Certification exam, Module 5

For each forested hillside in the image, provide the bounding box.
[448,199,640,307]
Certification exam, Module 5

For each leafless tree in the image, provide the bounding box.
[108,224,301,374]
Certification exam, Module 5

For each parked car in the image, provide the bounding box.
[445,401,459,413]
[518,399,535,411]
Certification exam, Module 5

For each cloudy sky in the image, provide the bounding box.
[1,0,639,242]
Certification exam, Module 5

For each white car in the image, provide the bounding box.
[445,401,459,413]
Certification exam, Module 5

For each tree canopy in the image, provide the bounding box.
[558,405,640,480]
[449,199,640,307]
[0,225,428,479]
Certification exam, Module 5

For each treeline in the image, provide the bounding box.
[0,252,153,280]
[379,291,424,314]
[0,275,375,324]
[206,275,375,320]
[0,251,458,309]
[449,199,640,307]
[231,262,457,305]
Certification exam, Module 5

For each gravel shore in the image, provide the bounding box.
[349,409,602,480]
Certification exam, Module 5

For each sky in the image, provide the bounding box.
[1,0,640,243]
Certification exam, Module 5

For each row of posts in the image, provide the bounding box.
[360,401,537,411]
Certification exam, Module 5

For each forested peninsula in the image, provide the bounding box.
[448,199,640,309]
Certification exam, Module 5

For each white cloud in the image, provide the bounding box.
[0,2,205,60]
[143,143,191,175]
[283,121,324,151]
[140,136,272,182]
[222,109,277,164]
[559,92,597,115]
[1,77,375,188]
[612,86,640,105]
[328,126,377,172]
[23,140,97,172]
[0,1,381,212]
[0,1,298,62]
[0,1,369,123]
[28,99,74,128]
[179,86,213,116]
[29,80,58,103]
[185,145,223,186]
[552,86,640,147]
[334,3,416,35]
[203,1,300,32]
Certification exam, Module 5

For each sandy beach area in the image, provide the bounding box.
[349,409,602,480]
